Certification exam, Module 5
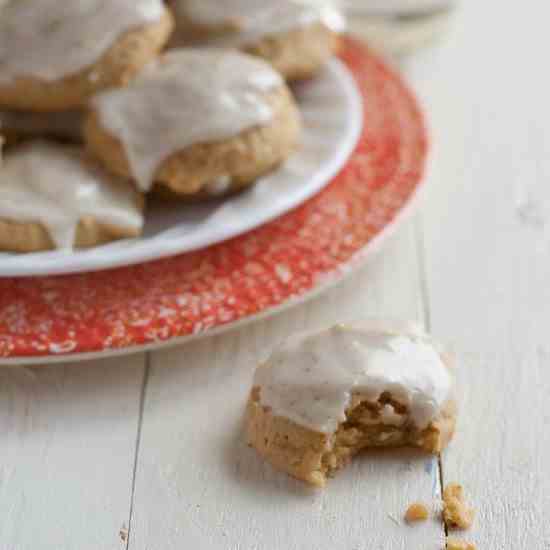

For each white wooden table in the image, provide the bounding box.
[2,3,549,549]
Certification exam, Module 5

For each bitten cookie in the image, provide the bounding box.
[245,321,457,487]
[0,0,173,112]
[0,141,144,252]
[85,49,302,196]
[169,0,345,80]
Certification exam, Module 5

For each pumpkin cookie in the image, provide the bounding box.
[169,0,345,80]
[0,110,84,143]
[85,49,302,196]
[0,141,144,252]
[0,0,173,112]
[245,321,457,487]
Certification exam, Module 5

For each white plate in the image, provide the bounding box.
[0,59,362,278]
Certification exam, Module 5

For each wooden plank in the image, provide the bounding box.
[128,221,446,550]
[0,355,146,550]
[410,2,550,548]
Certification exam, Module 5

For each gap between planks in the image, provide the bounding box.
[125,352,151,549]
[414,213,447,540]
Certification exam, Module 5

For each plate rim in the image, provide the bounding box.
[0,58,363,278]
[0,159,430,366]
[0,39,430,365]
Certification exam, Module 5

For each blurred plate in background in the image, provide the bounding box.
[0,58,362,278]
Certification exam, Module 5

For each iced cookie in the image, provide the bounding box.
[0,0,173,112]
[0,141,144,252]
[245,321,457,487]
[85,49,301,196]
[169,0,345,80]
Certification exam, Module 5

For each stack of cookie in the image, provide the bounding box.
[0,0,345,253]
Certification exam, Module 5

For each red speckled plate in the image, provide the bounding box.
[0,39,428,365]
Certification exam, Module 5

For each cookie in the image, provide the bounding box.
[0,110,84,143]
[244,22,341,82]
[0,141,144,252]
[169,0,345,80]
[0,0,173,112]
[245,321,457,487]
[85,49,302,196]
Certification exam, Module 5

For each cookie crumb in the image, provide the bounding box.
[119,526,128,543]
[446,538,476,550]
[404,502,429,523]
[443,483,475,529]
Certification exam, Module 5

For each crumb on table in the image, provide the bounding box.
[404,502,429,523]
[119,527,128,543]
[443,483,475,529]
[446,537,476,550]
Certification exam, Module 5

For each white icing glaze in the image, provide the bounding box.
[0,110,83,141]
[342,0,454,15]
[0,141,143,250]
[0,0,165,83]
[254,320,453,434]
[172,0,345,46]
[92,49,283,191]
